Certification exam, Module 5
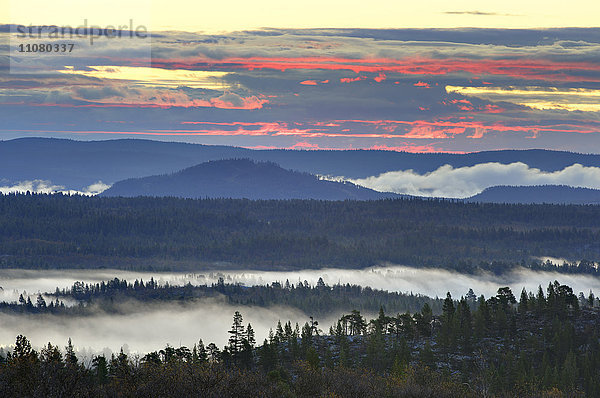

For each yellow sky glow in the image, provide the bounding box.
[59,66,230,89]
[446,86,600,112]
[3,0,599,33]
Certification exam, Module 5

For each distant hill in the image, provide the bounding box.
[100,159,400,200]
[2,137,600,190]
[466,185,600,205]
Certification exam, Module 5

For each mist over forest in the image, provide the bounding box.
[1,193,600,396]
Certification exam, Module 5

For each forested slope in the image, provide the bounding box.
[1,280,598,397]
[1,194,599,272]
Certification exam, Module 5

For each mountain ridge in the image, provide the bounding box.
[466,185,600,205]
[2,137,600,190]
[100,158,401,200]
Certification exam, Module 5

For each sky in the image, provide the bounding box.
[1,0,600,153]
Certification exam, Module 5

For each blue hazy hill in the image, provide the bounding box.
[2,137,600,190]
[466,185,600,205]
[100,159,401,200]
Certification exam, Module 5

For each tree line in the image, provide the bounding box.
[1,281,599,396]
[0,277,443,317]
[1,193,599,273]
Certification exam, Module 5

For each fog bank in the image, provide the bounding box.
[0,299,324,360]
[347,162,600,198]
[1,265,599,302]
[2,265,599,356]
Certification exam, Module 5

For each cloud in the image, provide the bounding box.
[0,180,65,195]
[0,180,111,196]
[2,265,599,311]
[347,162,600,198]
[59,66,229,89]
[83,182,112,195]
[446,85,600,112]
[154,56,600,83]
[340,75,367,83]
[0,299,314,356]
[2,27,600,153]
[442,11,521,17]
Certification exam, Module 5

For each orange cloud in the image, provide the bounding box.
[300,79,329,85]
[479,104,504,113]
[340,75,367,83]
[368,144,465,153]
[374,73,387,82]
[414,81,431,88]
[331,119,600,137]
[11,117,597,143]
[290,142,321,149]
[152,56,600,82]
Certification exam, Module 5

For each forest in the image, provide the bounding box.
[0,193,599,273]
[0,277,444,317]
[0,280,598,397]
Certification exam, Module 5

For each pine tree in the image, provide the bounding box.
[40,342,62,364]
[536,285,546,312]
[206,343,221,363]
[456,297,472,353]
[246,323,256,348]
[92,355,108,382]
[440,292,455,347]
[275,320,284,343]
[417,303,433,337]
[65,338,78,366]
[197,339,208,362]
[36,294,46,309]
[519,288,529,313]
[228,311,245,362]
[12,335,36,361]
[442,292,455,318]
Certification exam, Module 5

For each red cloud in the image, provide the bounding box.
[300,79,329,85]
[368,144,465,153]
[449,99,472,105]
[290,142,321,149]
[12,117,598,143]
[207,95,268,110]
[374,73,387,82]
[340,75,367,83]
[152,56,600,82]
[327,119,600,140]
[478,104,504,113]
[414,81,431,88]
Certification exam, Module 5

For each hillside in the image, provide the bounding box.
[100,159,399,200]
[2,138,600,189]
[467,185,600,205]
[1,194,600,272]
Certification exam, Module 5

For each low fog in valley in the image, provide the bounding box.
[1,264,600,357]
